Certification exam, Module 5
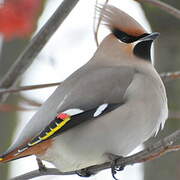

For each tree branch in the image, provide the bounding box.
[135,0,180,19]
[10,168,75,180]
[19,95,42,107]
[168,111,180,120]
[10,130,180,180]
[93,0,109,47]
[0,82,61,94]
[0,0,79,103]
[161,71,180,82]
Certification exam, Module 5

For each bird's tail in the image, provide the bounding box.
[0,138,52,163]
[0,147,28,163]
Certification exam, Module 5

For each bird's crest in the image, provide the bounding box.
[97,5,148,43]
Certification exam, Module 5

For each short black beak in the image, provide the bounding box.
[133,32,160,61]
[139,32,160,42]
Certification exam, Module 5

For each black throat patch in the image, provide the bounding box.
[133,40,153,61]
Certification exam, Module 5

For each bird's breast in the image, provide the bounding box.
[124,72,168,136]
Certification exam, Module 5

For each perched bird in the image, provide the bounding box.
[0,4,168,177]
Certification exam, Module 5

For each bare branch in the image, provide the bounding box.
[93,0,99,46]
[0,0,79,102]
[0,104,36,112]
[160,71,180,82]
[10,168,75,180]
[169,111,180,119]
[19,95,42,107]
[9,130,180,180]
[94,0,109,47]
[0,82,61,94]
[135,0,180,19]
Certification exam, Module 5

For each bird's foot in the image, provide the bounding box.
[76,168,94,178]
[36,157,47,172]
[106,153,125,180]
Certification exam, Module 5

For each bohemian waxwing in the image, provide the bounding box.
[0,4,168,177]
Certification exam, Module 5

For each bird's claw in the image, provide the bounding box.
[106,153,125,180]
[111,158,124,180]
[76,168,94,177]
[36,158,47,172]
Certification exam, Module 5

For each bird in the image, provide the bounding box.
[0,4,168,178]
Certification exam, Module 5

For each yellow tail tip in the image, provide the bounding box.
[0,157,3,161]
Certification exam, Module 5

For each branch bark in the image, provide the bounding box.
[0,82,61,94]
[135,0,180,19]
[9,130,180,180]
[161,71,180,82]
[94,0,109,47]
[0,0,79,103]
[169,111,180,120]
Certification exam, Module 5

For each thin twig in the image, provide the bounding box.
[0,104,36,112]
[0,0,79,103]
[135,0,180,19]
[0,82,61,94]
[94,0,109,47]
[9,130,180,180]
[169,111,180,120]
[93,0,99,46]
[19,95,42,107]
[10,168,75,180]
[160,71,180,82]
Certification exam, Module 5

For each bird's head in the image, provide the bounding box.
[97,5,159,63]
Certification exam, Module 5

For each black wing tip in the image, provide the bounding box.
[0,147,31,163]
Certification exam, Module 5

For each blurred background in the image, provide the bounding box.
[0,0,179,179]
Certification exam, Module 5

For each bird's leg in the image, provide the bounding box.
[76,168,95,178]
[36,157,47,172]
[106,153,125,180]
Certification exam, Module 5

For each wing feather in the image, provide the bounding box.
[1,66,135,159]
[15,103,121,154]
